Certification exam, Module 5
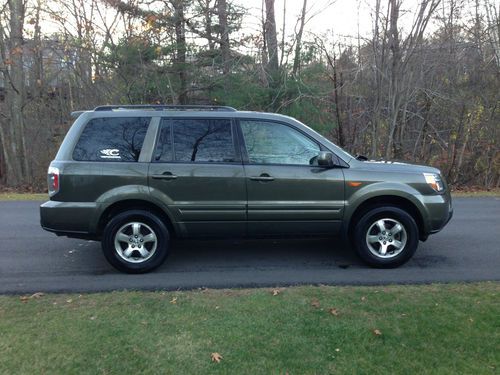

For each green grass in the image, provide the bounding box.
[0,283,498,374]
[0,193,47,201]
[0,190,498,201]
[451,189,500,197]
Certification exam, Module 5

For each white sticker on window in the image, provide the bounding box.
[100,149,121,159]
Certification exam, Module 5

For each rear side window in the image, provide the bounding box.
[73,117,150,162]
[154,118,236,163]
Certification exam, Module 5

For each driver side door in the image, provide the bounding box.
[239,119,345,236]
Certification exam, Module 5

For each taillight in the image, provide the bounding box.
[48,166,60,196]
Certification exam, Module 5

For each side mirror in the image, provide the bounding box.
[317,151,335,168]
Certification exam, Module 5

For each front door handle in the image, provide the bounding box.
[152,172,177,180]
[249,174,275,182]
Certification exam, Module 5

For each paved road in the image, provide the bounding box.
[0,197,499,293]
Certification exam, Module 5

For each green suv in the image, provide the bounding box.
[40,105,453,273]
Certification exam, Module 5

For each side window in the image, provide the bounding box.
[154,120,173,162]
[73,117,150,162]
[240,120,320,165]
[169,118,236,163]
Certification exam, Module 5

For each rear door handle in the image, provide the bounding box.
[249,174,275,182]
[152,172,177,180]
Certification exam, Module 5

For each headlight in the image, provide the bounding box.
[423,173,444,192]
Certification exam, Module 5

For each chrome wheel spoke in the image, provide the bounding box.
[132,223,141,236]
[380,243,388,255]
[391,224,403,235]
[138,247,149,257]
[116,232,129,243]
[143,233,156,243]
[123,247,134,257]
[376,220,386,232]
[392,240,403,249]
[367,235,380,243]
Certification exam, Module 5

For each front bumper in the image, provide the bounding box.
[40,200,98,238]
[422,191,453,235]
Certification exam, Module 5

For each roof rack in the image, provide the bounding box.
[93,104,237,112]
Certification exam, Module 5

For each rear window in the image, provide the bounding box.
[73,117,150,162]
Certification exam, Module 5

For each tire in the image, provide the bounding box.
[102,209,170,273]
[352,206,419,268]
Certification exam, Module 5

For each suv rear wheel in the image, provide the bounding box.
[353,206,419,268]
[102,210,170,273]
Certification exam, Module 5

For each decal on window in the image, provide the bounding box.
[100,149,121,159]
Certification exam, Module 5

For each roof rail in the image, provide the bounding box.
[93,104,237,112]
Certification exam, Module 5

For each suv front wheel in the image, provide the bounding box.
[353,206,419,268]
[102,210,170,273]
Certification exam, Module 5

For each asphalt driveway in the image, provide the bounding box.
[0,197,499,293]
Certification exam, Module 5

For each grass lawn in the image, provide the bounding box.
[0,190,499,201]
[0,193,47,201]
[0,283,498,374]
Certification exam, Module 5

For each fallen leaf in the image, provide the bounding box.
[335,348,340,352]
[170,297,177,304]
[329,308,339,316]
[211,352,223,363]
[311,299,320,308]
[361,296,366,301]
[90,316,96,321]
[373,329,382,336]
[20,292,44,302]
[272,289,280,296]
[66,299,73,303]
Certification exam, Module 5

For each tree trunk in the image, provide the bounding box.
[385,0,401,159]
[217,0,230,75]
[3,0,29,186]
[292,0,307,77]
[264,0,279,75]
[203,0,215,51]
[173,0,187,104]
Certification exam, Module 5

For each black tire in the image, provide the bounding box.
[102,210,170,273]
[352,206,419,268]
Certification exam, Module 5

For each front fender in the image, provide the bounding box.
[342,182,430,236]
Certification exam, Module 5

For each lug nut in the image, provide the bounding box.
[383,241,386,245]
[140,239,144,242]
[131,245,135,248]
[379,237,382,240]
[135,235,138,238]
[389,239,393,242]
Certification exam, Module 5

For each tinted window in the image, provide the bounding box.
[154,120,173,162]
[240,120,320,165]
[73,117,150,162]
[170,118,236,163]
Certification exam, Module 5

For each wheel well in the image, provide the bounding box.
[98,200,176,237]
[348,195,425,240]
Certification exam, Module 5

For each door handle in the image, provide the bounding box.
[249,174,275,182]
[152,172,177,180]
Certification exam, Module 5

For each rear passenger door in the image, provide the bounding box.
[148,117,246,237]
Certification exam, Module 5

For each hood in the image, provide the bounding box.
[355,159,441,175]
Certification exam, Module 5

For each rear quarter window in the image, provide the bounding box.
[73,117,150,162]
